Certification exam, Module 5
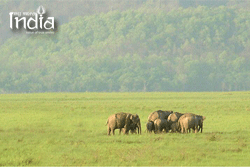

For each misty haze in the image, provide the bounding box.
[0,0,249,93]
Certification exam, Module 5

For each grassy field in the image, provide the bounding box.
[0,92,249,166]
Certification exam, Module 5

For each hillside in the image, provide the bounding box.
[0,2,250,93]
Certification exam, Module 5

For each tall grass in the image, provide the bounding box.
[0,92,249,165]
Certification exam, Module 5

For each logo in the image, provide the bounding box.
[9,6,56,34]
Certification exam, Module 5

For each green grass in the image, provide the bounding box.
[0,92,249,166]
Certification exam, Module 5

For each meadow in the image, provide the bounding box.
[0,92,249,166]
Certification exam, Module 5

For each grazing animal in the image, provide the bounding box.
[154,118,170,133]
[122,123,138,134]
[168,112,184,124]
[148,110,173,122]
[147,110,173,133]
[178,113,206,133]
[170,122,180,133]
[106,112,141,135]
[146,121,154,133]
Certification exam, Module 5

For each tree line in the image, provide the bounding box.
[0,2,250,93]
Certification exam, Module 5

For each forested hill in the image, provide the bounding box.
[0,4,250,93]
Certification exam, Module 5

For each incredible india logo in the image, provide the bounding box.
[9,6,56,34]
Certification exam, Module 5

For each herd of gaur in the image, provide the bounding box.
[106,110,206,135]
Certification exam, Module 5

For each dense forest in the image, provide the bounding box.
[0,0,250,93]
